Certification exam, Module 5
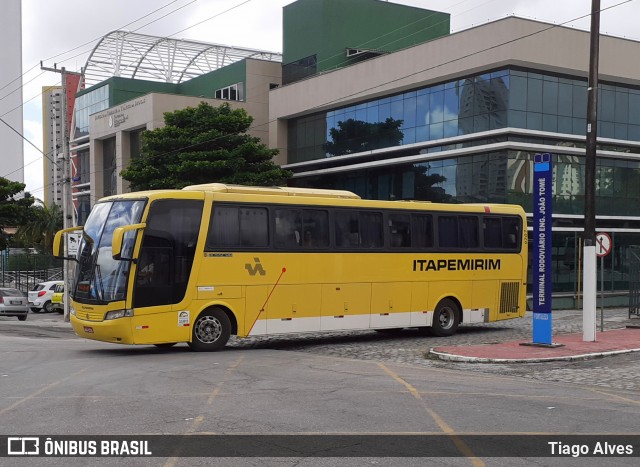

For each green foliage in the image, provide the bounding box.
[0,178,35,251]
[15,202,63,253]
[121,102,292,190]
[6,253,60,272]
[323,118,404,156]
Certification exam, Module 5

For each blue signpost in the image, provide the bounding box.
[533,153,553,344]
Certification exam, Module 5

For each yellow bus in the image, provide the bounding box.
[53,183,527,351]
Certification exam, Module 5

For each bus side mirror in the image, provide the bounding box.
[53,227,84,261]
[112,223,146,260]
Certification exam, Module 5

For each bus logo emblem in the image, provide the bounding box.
[245,257,266,276]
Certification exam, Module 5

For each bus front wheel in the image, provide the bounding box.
[430,299,460,337]
[189,309,231,351]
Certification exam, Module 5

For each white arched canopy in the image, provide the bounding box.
[83,30,282,86]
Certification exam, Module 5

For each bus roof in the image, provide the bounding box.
[182,183,361,199]
[99,185,524,216]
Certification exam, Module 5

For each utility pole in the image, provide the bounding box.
[40,62,82,322]
[583,0,600,342]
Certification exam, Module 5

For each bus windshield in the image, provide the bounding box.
[73,200,146,304]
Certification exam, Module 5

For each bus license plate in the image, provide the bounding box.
[84,326,94,333]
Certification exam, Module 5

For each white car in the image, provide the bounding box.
[28,281,64,313]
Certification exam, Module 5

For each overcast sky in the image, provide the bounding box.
[12,0,640,199]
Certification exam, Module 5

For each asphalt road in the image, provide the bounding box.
[1,310,639,466]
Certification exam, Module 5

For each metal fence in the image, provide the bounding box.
[628,246,640,318]
[0,253,64,293]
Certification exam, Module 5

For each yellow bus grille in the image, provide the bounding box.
[78,310,105,322]
[499,282,520,314]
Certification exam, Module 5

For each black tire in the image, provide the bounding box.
[154,343,177,349]
[430,298,460,337]
[17,315,27,321]
[43,301,53,313]
[188,309,231,351]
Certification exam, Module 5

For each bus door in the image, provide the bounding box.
[131,199,204,344]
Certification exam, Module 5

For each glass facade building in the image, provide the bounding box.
[288,68,640,163]
[286,68,640,303]
[73,84,110,138]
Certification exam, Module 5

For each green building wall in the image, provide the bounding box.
[283,0,450,81]
[78,60,248,107]
[180,60,246,97]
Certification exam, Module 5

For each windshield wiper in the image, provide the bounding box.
[94,263,106,302]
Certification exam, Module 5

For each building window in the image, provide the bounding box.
[287,67,640,164]
[103,137,116,197]
[74,84,109,138]
[214,83,243,101]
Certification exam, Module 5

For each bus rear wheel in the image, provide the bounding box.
[189,309,231,351]
[430,299,460,337]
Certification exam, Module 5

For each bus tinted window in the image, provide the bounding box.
[207,206,268,248]
[275,208,330,249]
[303,210,329,248]
[388,213,411,248]
[459,216,479,248]
[483,216,521,250]
[439,215,479,249]
[438,216,458,247]
[335,211,360,248]
[411,214,433,248]
[483,217,503,248]
[335,210,383,248]
[240,207,268,247]
[503,217,521,250]
[275,208,302,247]
[135,199,204,308]
[360,212,383,248]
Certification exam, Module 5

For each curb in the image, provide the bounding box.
[428,347,640,364]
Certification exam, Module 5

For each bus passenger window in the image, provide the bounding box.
[388,214,411,248]
[335,211,359,248]
[503,217,521,250]
[275,209,302,248]
[458,216,479,248]
[438,216,458,248]
[302,209,329,248]
[360,212,383,248]
[483,217,503,248]
[411,214,433,248]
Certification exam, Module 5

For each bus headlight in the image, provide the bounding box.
[70,305,76,317]
[104,309,134,320]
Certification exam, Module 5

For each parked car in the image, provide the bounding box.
[28,281,64,313]
[0,287,28,321]
[51,283,64,314]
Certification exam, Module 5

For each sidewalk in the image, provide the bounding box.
[430,325,640,363]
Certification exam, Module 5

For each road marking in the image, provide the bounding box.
[378,363,485,467]
[588,387,640,406]
[0,367,88,417]
[164,355,244,467]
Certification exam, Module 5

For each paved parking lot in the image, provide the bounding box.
[5,308,640,392]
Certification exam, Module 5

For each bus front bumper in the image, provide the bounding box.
[71,315,135,344]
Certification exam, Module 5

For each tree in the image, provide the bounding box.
[0,177,35,251]
[121,102,292,190]
[323,118,404,157]
[15,201,63,253]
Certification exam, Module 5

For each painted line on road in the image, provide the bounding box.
[588,387,640,406]
[0,367,88,417]
[164,355,245,467]
[378,363,485,467]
